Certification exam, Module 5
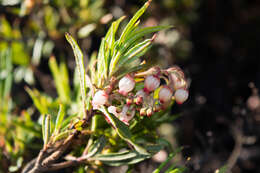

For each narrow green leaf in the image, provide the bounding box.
[105,16,125,73]
[99,106,148,155]
[12,119,41,137]
[60,114,78,131]
[44,114,51,147]
[42,114,46,143]
[118,0,151,44]
[84,136,106,158]
[65,33,87,118]
[115,64,145,80]
[26,87,48,114]
[125,25,172,48]
[93,151,138,161]
[168,167,187,173]
[96,38,106,87]
[88,51,97,84]
[92,150,149,166]
[217,165,228,173]
[114,38,153,74]
[165,163,177,173]
[52,130,74,142]
[54,104,65,135]
[109,0,151,76]
[49,57,70,103]
[0,48,12,99]
[60,61,71,101]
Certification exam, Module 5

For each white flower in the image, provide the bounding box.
[108,105,135,125]
[159,86,173,103]
[144,75,160,92]
[174,89,188,104]
[169,73,186,90]
[118,75,135,96]
[108,106,118,115]
[92,90,108,109]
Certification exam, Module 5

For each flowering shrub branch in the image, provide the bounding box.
[23,0,189,172]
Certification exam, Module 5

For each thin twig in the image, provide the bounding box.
[42,160,83,171]
[42,131,77,166]
[26,149,48,173]
[22,110,94,173]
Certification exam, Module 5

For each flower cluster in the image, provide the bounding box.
[92,66,189,125]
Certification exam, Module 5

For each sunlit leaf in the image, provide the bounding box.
[99,106,148,155]
[65,33,87,117]
[43,114,51,147]
[54,104,66,135]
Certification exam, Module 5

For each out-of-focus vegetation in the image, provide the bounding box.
[0,0,106,172]
[0,0,205,172]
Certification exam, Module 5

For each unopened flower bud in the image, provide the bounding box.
[134,96,143,105]
[174,89,189,104]
[140,108,147,116]
[134,89,147,105]
[146,108,153,117]
[92,90,109,109]
[126,98,133,105]
[153,104,161,112]
[159,86,173,103]
[119,75,135,96]
[144,75,160,93]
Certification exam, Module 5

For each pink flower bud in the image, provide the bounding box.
[126,98,133,105]
[118,75,135,96]
[134,89,147,105]
[92,90,109,109]
[174,89,189,104]
[146,108,153,117]
[153,104,161,112]
[159,86,173,103]
[140,108,147,116]
[144,75,160,93]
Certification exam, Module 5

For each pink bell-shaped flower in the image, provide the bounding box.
[118,75,135,96]
[144,75,160,93]
[174,89,188,104]
[159,86,173,103]
[92,90,109,109]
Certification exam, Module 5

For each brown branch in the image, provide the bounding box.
[41,131,77,166]
[42,160,83,172]
[22,110,95,173]
[26,148,49,173]
[21,158,36,173]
